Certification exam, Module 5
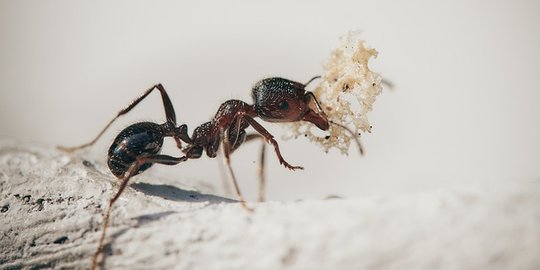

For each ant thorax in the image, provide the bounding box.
[285,31,385,155]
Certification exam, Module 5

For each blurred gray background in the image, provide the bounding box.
[1,0,539,201]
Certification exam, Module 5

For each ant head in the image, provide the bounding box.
[251,77,329,130]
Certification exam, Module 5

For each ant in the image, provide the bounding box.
[58,76,364,269]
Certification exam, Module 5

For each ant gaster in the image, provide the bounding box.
[58,76,363,269]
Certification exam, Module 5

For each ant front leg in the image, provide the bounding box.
[59,84,177,152]
[92,154,187,270]
[243,116,304,171]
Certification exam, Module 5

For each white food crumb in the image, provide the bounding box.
[285,31,384,155]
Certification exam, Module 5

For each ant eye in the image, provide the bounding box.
[278,100,289,110]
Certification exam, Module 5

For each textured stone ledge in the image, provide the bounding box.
[1,142,539,270]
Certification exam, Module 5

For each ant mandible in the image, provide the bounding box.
[58,76,364,269]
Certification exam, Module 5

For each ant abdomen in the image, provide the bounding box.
[107,122,164,177]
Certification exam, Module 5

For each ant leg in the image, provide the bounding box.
[174,137,183,150]
[220,128,253,212]
[59,84,177,152]
[381,78,394,89]
[258,142,266,202]
[216,154,233,196]
[214,118,244,194]
[92,154,187,270]
[245,134,267,202]
[243,116,303,171]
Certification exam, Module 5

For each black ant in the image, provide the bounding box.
[58,76,363,269]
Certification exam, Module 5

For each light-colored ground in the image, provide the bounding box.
[1,142,539,270]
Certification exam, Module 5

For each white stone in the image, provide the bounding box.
[1,141,539,269]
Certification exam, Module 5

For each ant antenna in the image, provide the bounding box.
[381,79,394,90]
[329,121,365,156]
[304,76,322,87]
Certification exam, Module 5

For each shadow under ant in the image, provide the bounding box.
[82,160,232,204]
[130,182,235,204]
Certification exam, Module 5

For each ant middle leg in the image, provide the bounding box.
[59,84,177,152]
[244,134,267,202]
[220,128,253,212]
[92,154,187,270]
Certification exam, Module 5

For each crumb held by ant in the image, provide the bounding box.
[286,31,384,154]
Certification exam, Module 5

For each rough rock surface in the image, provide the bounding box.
[1,141,539,270]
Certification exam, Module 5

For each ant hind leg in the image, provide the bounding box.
[59,84,177,152]
[92,154,187,270]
